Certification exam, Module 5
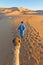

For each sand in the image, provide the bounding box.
[0,15,13,65]
[0,8,43,65]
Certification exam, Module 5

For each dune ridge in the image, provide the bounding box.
[0,7,38,16]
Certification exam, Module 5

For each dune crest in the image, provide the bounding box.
[5,11,22,16]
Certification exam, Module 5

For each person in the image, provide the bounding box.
[18,21,26,38]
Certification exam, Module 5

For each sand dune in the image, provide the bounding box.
[3,9,12,13]
[36,10,43,15]
[5,11,22,16]
[19,7,28,12]
[0,7,38,16]
[10,7,20,11]
[21,11,37,15]
[1,7,43,17]
[0,7,43,16]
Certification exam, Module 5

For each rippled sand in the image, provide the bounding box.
[0,14,43,65]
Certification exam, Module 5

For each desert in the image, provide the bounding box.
[0,7,43,65]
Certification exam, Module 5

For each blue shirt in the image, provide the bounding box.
[18,23,25,37]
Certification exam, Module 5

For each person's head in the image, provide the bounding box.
[21,21,24,24]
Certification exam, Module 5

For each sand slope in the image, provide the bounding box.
[11,15,43,65]
[0,7,38,16]
[0,7,43,65]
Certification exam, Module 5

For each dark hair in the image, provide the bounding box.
[21,21,23,23]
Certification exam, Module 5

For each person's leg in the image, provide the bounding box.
[20,31,24,39]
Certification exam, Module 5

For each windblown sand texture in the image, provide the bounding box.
[0,7,43,65]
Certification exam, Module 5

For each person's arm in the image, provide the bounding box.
[23,24,26,31]
[18,25,20,30]
[24,25,26,30]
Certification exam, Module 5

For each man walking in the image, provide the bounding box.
[18,21,26,38]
